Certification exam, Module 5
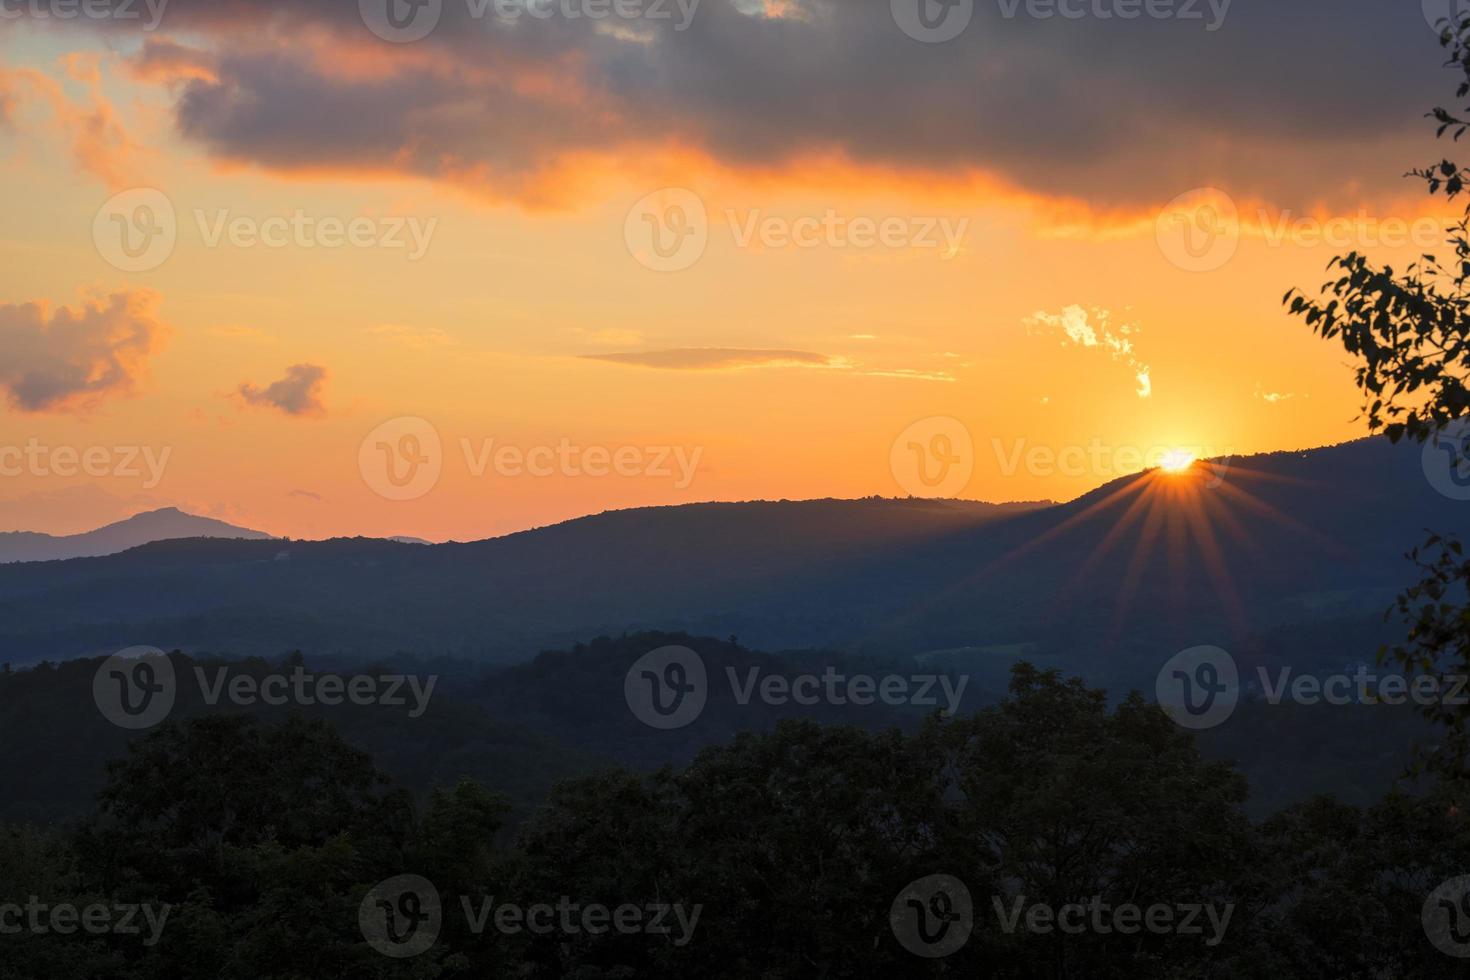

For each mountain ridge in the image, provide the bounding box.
[0,508,275,564]
[0,436,1457,694]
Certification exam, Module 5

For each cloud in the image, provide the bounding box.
[857,367,956,383]
[582,346,956,381]
[1254,383,1301,403]
[79,0,1446,211]
[3,56,141,189]
[0,290,167,413]
[238,363,328,416]
[125,37,217,84]
[0,73,16,127]
[288,488,323,501]
[1025,305,1152,399]
[581,348,831,370]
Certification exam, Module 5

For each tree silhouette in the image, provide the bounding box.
[1286,15,1470,787]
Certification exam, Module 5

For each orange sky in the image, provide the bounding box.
[0,7,1459,539]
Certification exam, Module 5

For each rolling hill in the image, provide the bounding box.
[0,436,1459,693]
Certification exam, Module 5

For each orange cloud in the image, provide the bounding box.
[0,290,168,414]
[582,348,831,370]
[238,364,329,417]
[125,37,218,85]
[4,56,141,190]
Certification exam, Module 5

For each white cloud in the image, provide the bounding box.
[1025,305,1152,399]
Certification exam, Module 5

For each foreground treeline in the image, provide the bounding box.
[0,636,1429,830]
[2,665,1468,979]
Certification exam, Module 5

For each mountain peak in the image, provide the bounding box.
[0,509,274,564]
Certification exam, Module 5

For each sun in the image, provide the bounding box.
[1160,449,1196,473]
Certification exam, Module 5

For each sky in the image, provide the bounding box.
[0,0,1463,540]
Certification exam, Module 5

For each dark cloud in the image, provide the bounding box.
[582,348,831,369]
[90,0,1465,208]
[238,363,328,416]
[0,291,166,413]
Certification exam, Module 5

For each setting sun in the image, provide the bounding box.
[1160,449,1197,473]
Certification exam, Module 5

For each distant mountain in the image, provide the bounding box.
[0,508,274,563]
[0,436,1462,692]
[0,497,1044,663]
